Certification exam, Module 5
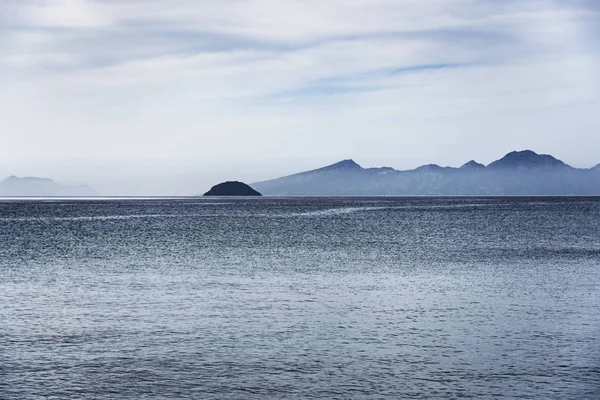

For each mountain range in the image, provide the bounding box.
[0,176,98,197]
[252,150,600,196]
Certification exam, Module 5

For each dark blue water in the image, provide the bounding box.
[1,197,599,399]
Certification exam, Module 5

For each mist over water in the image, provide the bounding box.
[1,197,599,399]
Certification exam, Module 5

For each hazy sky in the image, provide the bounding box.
[1,0,599,195]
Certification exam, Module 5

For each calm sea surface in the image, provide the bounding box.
[1,197,599,399]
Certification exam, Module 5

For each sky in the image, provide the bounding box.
[1,0,599,195]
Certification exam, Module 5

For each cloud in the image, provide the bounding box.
[20,0,112,28]
[0,0,599,194]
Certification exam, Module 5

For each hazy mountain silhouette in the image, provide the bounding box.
[0,176,98,196]
[252,150,600,196]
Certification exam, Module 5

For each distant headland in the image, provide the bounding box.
[252,150,600,196]
[0,176,98,197]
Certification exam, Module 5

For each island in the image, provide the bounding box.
[203,181,262,196]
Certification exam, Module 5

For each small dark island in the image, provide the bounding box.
[203,181,262,196]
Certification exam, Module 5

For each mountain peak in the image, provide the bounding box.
[487,150,570,170]
[460,160,485,170]
[415,164,443,172]
[320,159,362,171]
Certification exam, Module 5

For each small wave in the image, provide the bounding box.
[0,214,182,222]
[282,203,509,217]
[289,207,388,217]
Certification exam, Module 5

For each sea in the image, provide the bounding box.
[1,197,599,399]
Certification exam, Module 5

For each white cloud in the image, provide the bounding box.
[20,0,113,28]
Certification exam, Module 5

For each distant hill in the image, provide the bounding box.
[203,181,262,196]
[0,176,98,197]
[487,150,571,171]
[252,150,600,196]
